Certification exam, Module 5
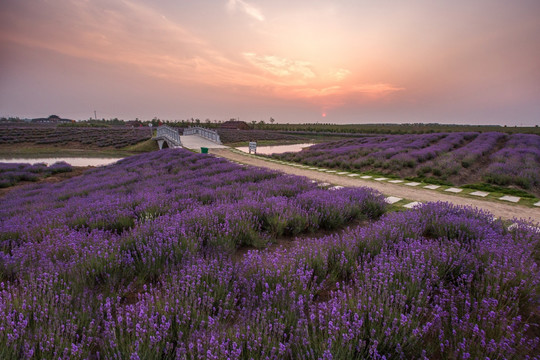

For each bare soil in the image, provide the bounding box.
[211,149,540,223]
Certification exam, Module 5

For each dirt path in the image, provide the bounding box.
[211,149,540,223]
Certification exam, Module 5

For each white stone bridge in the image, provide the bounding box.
[183,126,222,144]
[153,125,182,149]
[153,125,226,150]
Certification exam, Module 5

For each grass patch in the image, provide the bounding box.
[122,139,159,153]
[405,176,452,186]
[356,170,401,179]
[0,144,136,158]
[462,183,536,198]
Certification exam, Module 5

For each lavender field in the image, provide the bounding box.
[0,149,538,359]
[273,132,540,194]
[0,126,151,149]
[0,161,72,188]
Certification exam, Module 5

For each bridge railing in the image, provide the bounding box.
[183,127,222,144]
[156,125,181,145]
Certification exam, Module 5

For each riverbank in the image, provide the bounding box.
[0,165,91,198]
[0,139,158,158]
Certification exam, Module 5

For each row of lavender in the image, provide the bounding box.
[0,125,305,148]
[0,126,151,148]
[1,149,538,358]
[273,132,540,191]
[0,162,72,188]
[0,149,386,357]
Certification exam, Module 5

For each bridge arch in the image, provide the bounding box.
[153,125,182,149]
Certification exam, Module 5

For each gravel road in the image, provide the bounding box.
[211,149,540,223]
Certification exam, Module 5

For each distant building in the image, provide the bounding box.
[126,120,144,127]
[220,120,250,130]
[32,115,74,124]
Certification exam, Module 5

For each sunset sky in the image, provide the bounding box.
[1,0,539,125]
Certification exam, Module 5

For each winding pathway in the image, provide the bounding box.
[210,148,540,223]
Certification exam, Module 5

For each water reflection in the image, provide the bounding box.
[0,157,122,167]
[236,143,314,155]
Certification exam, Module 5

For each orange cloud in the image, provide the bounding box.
[0,0,403,111]
[273,83,404,110]
[330,69,351,81]
[240,52,404,108]
[243,53,316,80]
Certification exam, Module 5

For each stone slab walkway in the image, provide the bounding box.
[211,149,540,222]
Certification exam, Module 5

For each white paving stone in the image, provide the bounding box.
[403,201,423,209]
[329,185,344,190]
[499,195,520,203]
[375,177,388,181]
[388,180,404,184]
[317,182,330,187]
[534,201,540,207]
[317,168,328,172]
[348,174,360,177]
[360,175,372,179]
[445,187,463,193]
[424,185,440,190]
[405,182,420,187]
[309,167,319,170]
[470,191,489,197]
[384,196,403,204]
[326,170,337,173]
[337,172,350,175]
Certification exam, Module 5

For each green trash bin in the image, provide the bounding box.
[201,147,208,154]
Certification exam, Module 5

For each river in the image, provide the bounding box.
[236,143,314,155]
[0,157,122,167]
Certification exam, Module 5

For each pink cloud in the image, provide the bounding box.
[0,0,403,113]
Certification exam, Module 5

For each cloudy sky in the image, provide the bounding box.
[1,0,539,124]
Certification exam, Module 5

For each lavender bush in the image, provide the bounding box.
[0,149,538,359]
[0,126,150,148]
[484,134,540,190]
[273,132,540,193]
[0,161,72,188]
